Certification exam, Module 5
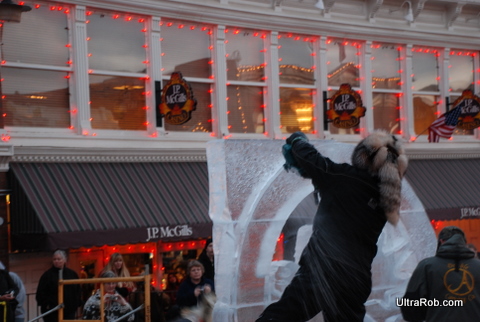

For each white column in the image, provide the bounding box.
[212,25,228,138]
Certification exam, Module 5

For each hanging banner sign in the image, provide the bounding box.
[453,90,480,130]
[326,83,366,129]
[159,72,197,125]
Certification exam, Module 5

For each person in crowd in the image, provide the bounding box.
[197,238,214,281]
[164,273,181,307]
[82,271,134,322]
[176,260,214,309]
[466,243,478,258]
[0,262,26,322]
[36,250,81,322]
[256,130,408,322]
[0,264,19,322]
[401,226,480,321]
[102,253,135,298]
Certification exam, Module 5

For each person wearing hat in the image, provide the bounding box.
[256,130,408,322]
[401,226,480,321]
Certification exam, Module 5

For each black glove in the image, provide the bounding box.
[286,131,308,145]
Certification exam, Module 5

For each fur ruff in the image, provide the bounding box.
[351,130,408,225]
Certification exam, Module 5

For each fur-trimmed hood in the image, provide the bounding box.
[351,130,408,225]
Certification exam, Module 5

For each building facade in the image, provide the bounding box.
[0,0,479,320]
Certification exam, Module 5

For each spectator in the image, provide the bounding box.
[36,250,81,322]
[176,260,214,309]
[401,226,480,321]
[102,253,135,298]
[82,271,134,322]
[197,238,214,281]
[0,264,19,322]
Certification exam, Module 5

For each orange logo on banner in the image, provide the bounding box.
[160,72,197,125]
[327,83,366,129]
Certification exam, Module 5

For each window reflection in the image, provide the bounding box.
[89,75,146,130]
[279,34,315,85]
[449,51,474,92]
[372,93,400,134]
[226,27,265,81]
[413,94,438,135]
[412,47,440,92]
[87,11,147,73]
[327,39,361,87]
[371,44,401,90]
[4,68,70,128]
[161,20,213,78]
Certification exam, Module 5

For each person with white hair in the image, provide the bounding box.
[36,250,82,322]
[256,130,408,322]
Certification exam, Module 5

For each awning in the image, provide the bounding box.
[405,158,480,221]
[9,162,211,251]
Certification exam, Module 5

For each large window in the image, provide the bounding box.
[279,33,316,134]
[160,20,213,132]
[371,43,402,134]
[225,27,266,134]
[87,10,148,131]
[2,4,71,128]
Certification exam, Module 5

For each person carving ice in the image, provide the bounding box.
[256,130,408,322]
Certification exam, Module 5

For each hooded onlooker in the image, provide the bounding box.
[401,226,480,321]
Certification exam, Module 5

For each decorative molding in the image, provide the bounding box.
[368,0,383,20]
[11,154,207,163]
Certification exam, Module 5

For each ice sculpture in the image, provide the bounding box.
[206,139,436,322]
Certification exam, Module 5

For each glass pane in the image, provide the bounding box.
[164,82,212,132]
[327,39,361,87]
[278,34,315,85]
[280,88,314,134]
[412,47,439,92]
[371,44,401,90]
[161,20,212,78]
[227,85,264,133]
[449,51,475,92]
[372,93,400,134]
[87,11,147,73]
[89,75,146,130]
[326,89,360,135]
[449,95,474,136]
[225,27,266,82]
[413,94,438,135]
[3,4,69,66]
[3,68,70,127]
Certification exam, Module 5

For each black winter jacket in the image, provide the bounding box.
[401,234,480,321]
[36,266,81,316]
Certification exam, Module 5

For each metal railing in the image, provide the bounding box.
[27,275,151,322]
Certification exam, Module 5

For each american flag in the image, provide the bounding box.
[428,106,462,143]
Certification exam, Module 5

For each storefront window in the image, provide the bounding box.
[372,93,400,134]
[448,50,475,93]
[226,27,265,82]
[278,34,315,85]
[371,44,401,90]
[89,75,146,130]
[3,68,70,128]
[227,85,264,133]
[161,20,212,78]
[413,94,439,135]
[224,27,267,134]
[327,38,361,87]
[86,11,147,73]
[412,47,440,92]
[2,3,71,128]
[280,88,314,133]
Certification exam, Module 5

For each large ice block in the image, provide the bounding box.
[206,139,436,322]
